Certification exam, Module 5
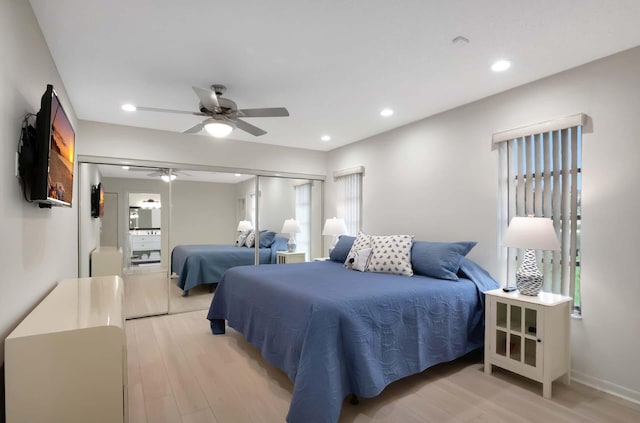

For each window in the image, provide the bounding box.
[495,114,583,315]
[294,182,312,260]
[335,167,363,236]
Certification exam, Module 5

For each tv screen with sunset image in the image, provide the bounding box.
[46,90,75,205]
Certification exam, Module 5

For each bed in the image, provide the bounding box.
[207,257,499,423]
[171,236,287,295]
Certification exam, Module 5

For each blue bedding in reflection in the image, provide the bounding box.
[207,257,498,423]
[171,237,287,292]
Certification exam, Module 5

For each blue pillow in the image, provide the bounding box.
[329,235,355,262]
[411,241,477,280]
[259,230,277,248]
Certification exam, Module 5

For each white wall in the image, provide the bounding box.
[170,180,238,248]
[77,120,327,177]
[0,0,79,363]
[325,46,640,403]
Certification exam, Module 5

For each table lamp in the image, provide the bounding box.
[502,216,561,295]
[237,220,252,233]
[281,218,301,252]
[322,217,348,255]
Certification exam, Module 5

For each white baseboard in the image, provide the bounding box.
[571,370,640,405]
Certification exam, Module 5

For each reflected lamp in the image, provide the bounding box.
[281,218,301,252]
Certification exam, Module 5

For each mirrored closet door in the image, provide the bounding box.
[79,158,325,319]
[78,162,171,319]
[168,171,256,314]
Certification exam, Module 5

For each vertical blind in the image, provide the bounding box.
[335,168,363,236]
[294,183,312,261]
[495,114,584,308]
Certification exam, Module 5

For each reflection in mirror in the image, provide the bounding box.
[168,172,258,314]
[258,176,323,262]
[91,164,170,319]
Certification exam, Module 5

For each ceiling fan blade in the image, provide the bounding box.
[183,122,205,134]
[235,118,267,136]
[192,86,219,111]
[238,107,289,118]
[136,106,207,116]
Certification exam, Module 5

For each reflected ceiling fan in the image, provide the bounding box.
[129,84,289,137]
[128,167,189,182]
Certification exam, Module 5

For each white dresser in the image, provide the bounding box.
[5,276,127,423]
[91,246,123,277]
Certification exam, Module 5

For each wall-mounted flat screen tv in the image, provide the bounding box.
[29,84,75,207]
[91,182,105,218]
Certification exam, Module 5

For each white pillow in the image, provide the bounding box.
[244,230,256,248]
[367,235,414,276]
[352,247,373,272]
[344,232,371,269]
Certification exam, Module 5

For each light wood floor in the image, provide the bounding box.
[124,269,214,318]
[126,310,640,423]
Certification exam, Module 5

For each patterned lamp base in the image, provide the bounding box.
[287,235,297,252]
[516,249,543,296]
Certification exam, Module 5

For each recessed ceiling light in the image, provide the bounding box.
[380,108,394,117]
[234,173,241,177]
[491,60,511,72]
[321,135,331,142]
[121,166,130,170]
[121,104,136,112]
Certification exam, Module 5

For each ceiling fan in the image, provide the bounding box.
[128,167,189,182]
[130,84,289,137]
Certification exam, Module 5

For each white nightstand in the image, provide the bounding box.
[484,289,572,398]
[276,251,306,264]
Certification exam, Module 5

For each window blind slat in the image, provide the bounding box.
[525,135,534,216]
[569,127,579,301]
[560,129,571,297]
[542,131,553,292]
[551,131,562,294]
[507,144,517,287]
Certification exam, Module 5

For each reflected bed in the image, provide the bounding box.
[171,237,287,295]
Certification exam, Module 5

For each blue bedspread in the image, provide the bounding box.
[207,259,498,423]
[172,238,287,292]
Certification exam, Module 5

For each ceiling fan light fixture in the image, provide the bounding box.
[204,120,234,138]
[121,104,137,112]
[161,174,177,182]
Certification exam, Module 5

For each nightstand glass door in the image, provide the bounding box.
[493,300,543,373]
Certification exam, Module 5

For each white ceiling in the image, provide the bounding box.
[30,0,640,151]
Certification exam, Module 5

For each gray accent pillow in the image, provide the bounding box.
[352,247,373,272]
[235,233,247,247]
[344,232,371,269]
[367,234,414,276]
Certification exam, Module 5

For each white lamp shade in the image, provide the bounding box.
[204,120,234,138]
[322,217,348,236]
[281,218,301,234]
[502,216,561,251]
[237,220,253,231]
